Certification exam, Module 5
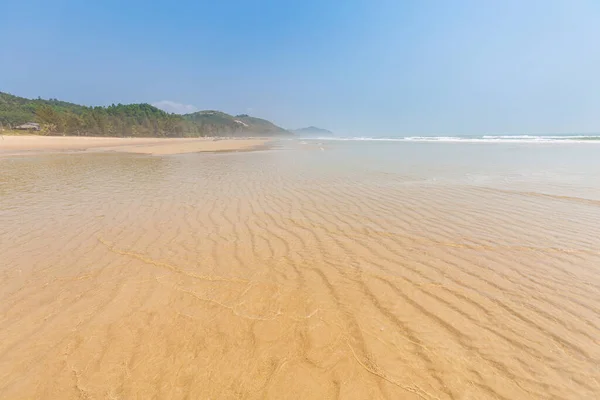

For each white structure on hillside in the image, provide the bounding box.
[15,122,41,131]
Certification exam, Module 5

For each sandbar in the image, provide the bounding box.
[0,135,270,156]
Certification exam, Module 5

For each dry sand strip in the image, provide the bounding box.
[0,135,270,156]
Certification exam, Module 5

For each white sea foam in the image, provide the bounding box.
[301,135,600,144]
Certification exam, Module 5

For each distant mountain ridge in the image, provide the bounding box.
[293,126,333,136]
[0,91,291,137]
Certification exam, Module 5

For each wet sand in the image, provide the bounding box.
[0,142,599,399]
[0,135,269,156]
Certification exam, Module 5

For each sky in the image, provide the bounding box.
[1,0,599,136]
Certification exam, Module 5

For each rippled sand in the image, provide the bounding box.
[1,142,599,399]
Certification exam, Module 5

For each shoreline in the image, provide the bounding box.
[0,135,272,156]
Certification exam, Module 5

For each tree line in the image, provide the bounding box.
[32,103,199,137]
[1,93,206,137]
[0,92,290,137]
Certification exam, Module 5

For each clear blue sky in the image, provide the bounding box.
[2,0,599,135]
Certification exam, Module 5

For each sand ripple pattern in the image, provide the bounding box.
[1,147,600,399]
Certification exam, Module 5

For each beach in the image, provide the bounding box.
[0,135,270,156]
[1,140,599,399]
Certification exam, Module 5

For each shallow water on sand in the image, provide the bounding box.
[1,141,600,399]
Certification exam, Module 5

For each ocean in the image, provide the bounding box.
[300,133,600,143]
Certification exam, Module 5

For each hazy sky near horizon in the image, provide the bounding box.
[2,0,599,135]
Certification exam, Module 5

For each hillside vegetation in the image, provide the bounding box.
[0,92,290,137]
[183,111,288,136]
[293,126,334,136]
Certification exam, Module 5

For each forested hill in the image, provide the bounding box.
[293,126,334,136]
[183,111,289,136]
[0,92,291,137]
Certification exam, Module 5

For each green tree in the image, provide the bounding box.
[35,105,64,132]
[65,113,83,135]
